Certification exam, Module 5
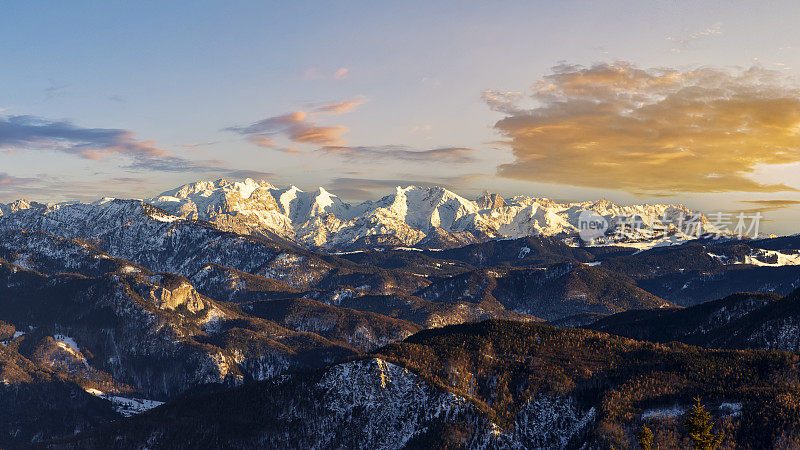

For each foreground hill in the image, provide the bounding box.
[417,263,672,321]
[55,320,800,449]
[0,335,120,448]
[0,257,359,399]
[596,240,800,306]
[587,287,800,351]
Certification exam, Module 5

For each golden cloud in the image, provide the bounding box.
[488,62,800,194]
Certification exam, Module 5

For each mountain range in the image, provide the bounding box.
[144,178,717,250]
[0,178,799,448]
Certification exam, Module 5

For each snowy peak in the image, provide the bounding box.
[376,185,479,231]
[161,178,274,199]
[477,192,506,210]
[0,199,36,216]
[270,185,350,223]
[151,178,279,219]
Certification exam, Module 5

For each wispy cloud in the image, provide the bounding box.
[0,172,148,202]
[334,68,349,80]
[220,169,277,181]
[487,62,800,194]
[44,80,70,100]
[0,168,279,203]
[180,141,218,149]
[226,97,367,148]
[0,114,265,176]
[319,145,475,163]
[481,90,526,114]
[247,135,278,148]
[667,23,722,52]
[228,97,476,164]
[410,124,433,133]
[0,114,171,162]
[311,97,366,115]
[738,199,800,212]
[247,135,302,154]
[304,67,351,81]
[0,172,37,186]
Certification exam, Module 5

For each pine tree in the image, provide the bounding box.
[638,424,654,450]
[685,396,723,450]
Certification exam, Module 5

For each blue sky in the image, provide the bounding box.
[1,1,799,234]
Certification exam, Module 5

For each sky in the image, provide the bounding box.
[0,0,799,235]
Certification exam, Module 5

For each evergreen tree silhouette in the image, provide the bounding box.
[685,396,723,449]
[637,424,654,450]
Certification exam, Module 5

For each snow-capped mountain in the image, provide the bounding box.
[0,178,716,251]
[142,178,713,250]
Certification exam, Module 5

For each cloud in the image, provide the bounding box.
[667,23,722,52]
[247,136,278,148]
[220,169,277,180]
[0,168,279,203]
[0,115,171,161]
[487,62,800,194]
[289,125,347,146]
[0,113,272,178]
[319,145,475,163]
[312,97,366,115]
[180,141,218,149]
[482,90,526,114]
[410,124,433,133]
[334,68,349,80]
[0,114,230,174]
[122,155,273,178]
[246,136,302,155]
[304,67,350,81]
[0,172,37,186]
[123,156,226,172]
[44,80,70,100]
[231,112,349,146]
[0,172,152,202]
[738,199,800,212]
[227,98,366,148]
[228,98,471,164]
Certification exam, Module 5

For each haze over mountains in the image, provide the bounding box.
[0,178,799,448]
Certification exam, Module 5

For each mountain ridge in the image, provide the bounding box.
[1,177,722,252]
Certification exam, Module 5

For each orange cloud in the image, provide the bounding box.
[304,67,350,81]
[228,98,364,148]
[289,125,348,146]
[334,67,349,80]
[313,97,367,115]
[0,115,207,172]
[488,62,800,194]
[318,145,475,163]
[247,136,277,148]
